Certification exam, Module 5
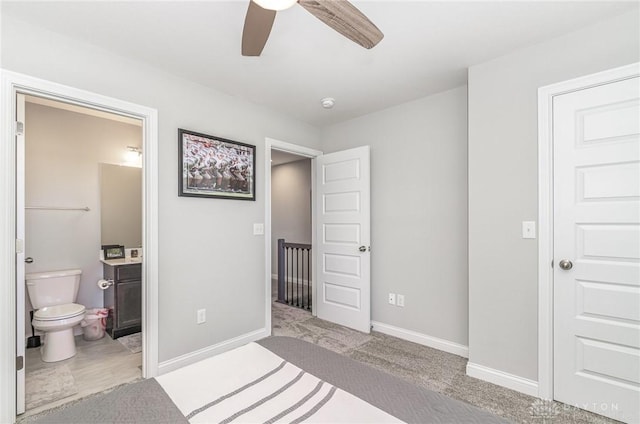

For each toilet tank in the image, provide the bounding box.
[26,269,82,309]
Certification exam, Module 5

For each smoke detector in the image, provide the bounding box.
[321,97,335,109]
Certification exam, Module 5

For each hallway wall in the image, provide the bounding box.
[271,159,312,274]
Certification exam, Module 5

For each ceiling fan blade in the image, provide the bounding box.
[298,0,383,49]
[242,1,277,56]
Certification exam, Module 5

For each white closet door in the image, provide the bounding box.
[553,76,639,423]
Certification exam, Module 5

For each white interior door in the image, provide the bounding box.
[315,146,370,333]
[553,76,639,423]
[16,93,26,415]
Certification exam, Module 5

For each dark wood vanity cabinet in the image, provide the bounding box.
[103,263,141,339]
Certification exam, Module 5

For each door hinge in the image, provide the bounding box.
[16,238,24,254]
[551,259,554,268]
[16,355,23,371]
[15,121,24,136]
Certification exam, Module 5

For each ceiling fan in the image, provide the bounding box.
[242,0,384,56]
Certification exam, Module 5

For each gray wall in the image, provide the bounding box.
[322,86,469,346]
[24,102,141,334]
[271,159,312,273]
[2,14,321,362]
[468,10,640,380]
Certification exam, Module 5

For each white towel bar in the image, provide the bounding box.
[25,206,90,211]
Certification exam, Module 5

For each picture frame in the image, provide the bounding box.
[178,128,256,200]
[102,244,125,260]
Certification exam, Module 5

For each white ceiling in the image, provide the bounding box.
[3,1,636,127]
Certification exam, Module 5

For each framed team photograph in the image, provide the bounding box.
[178,129,256,200]
[102,244,125,260]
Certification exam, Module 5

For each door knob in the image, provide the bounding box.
[359,246,366,252]
[559,259,573,270]
[25,257,33,264]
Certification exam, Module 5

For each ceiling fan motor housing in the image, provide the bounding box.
[252,0,298,11]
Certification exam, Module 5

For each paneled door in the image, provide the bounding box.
[316,146,370,333]
[553,76,639,423]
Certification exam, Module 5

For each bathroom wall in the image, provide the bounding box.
[25,101,142,336]
[270,159,312,274]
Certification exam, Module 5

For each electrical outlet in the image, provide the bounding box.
[397,294,405,307]
[197,309,206,324]
[388,293,396,305]
[253,223,264,235]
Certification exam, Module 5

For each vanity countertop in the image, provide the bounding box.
[101,257,142,266]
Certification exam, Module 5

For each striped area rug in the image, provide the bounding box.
[156,343,401,423]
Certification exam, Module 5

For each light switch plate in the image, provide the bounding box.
[253,223,264,235]
[522,221,536,239]
[197,309,206,324]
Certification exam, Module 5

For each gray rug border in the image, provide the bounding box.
[20,380,136,423]
[258,336,510,424]
[23,378,187,424]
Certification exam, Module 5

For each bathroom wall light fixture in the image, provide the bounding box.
[125,146,142,162]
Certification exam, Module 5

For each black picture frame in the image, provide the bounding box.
[178,128,256,201]
[102,244,125,260]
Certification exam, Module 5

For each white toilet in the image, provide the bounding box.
[26,269,86,362]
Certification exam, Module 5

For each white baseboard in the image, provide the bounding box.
[158,328,268,375]
[371,321,469,358]
[466,362,539,397]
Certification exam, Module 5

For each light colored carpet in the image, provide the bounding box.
[272,296,618,424]
[25,365,78,410]
[117,332,141,353]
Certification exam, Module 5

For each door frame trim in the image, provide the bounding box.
[536,62,639,400]
[0,70,159,423]
[264,138,322,332]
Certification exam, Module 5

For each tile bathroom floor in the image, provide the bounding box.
[22,334,141,419]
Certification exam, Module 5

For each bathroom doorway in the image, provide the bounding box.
[19,94,144,416]
[0,71,158,422]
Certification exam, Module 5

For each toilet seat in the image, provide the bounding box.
[34,303,85,321]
